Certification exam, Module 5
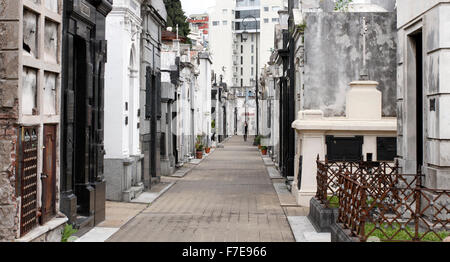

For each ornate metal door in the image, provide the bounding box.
[19,126,38,236]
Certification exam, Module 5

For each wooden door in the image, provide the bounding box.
[41,124,57,224]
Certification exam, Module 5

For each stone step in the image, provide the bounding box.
[287,216,331,242]
[73,215,95,235]
[267,166,283,180]
[273,183,297,207]
[123,183,145,202]
[263,157,275,166]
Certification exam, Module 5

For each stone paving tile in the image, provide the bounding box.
[107,136,295,242]
[97,202,147,228]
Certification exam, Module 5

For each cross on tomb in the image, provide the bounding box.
[360,17,369,80]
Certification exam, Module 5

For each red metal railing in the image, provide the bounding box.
[337,171,449,242]
[316,156,398,208]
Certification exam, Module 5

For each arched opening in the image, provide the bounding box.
[128,45,139,157]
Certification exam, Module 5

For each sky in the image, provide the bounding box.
[180,0,216,15]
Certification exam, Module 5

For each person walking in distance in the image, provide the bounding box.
[244,121,248,142]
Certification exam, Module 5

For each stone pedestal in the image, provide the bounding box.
[104,156,144,202]
[60,192,77,224]
[330,223,360,242]
[308,197,339,233]
[92,180,106,226]
[74,184,95,216]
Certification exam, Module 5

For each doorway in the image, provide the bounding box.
[41,124,57,224]
[73,35,92,215]
[409,30,423,171]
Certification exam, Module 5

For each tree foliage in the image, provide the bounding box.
[334,0,353,11]
[163,0,190,38]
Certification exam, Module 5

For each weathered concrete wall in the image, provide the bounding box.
[0,0,20,241]
[397,0,448,28]
[302,11,397,117]
[397,2,450,190]
[312,0,396,12]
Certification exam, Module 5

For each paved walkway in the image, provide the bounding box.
[107,136,295,242]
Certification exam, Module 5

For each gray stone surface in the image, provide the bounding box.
[330,222,360,242]
[0,205,15,228]
[104,157,142,202]
[0,0,20,19]
[267,166,282,179]
[263,157,275,166]
[287,216,331,242]
[0,51,18,79]
[0,22,19,49]
[0,141,12,171]
[0,172,14,205]
[170,165,194,178]
[272,182,298,207]
[303,11,397,117]
[130,182,174,204]
[0,80,18,108]
[308,197,339,233]
[76,227,120,242]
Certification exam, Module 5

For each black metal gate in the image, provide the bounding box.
[19,126,39,236]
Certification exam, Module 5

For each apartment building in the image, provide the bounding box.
[208,0,284,136]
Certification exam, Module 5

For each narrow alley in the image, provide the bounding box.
[107,137,295,242]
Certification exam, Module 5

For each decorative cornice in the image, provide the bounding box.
[92,0,113,16]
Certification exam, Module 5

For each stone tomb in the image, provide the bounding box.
[291,80,397,207]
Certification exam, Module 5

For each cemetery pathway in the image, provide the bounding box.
[106,136,295,242]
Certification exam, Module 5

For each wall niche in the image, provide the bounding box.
[44,0,59,13]
[44,20,58,63]
[22,67,38,115]
[43,72,57,115]
[23,9,39,58]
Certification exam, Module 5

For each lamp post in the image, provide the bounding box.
[241,15,259,137]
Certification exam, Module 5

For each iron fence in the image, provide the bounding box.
[315,156,398,209]
[337,171,449,242]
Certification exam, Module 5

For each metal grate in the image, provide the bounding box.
[20,127,39,237]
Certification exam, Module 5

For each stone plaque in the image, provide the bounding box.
[326,136,363,161]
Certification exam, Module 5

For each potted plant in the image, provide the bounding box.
[205,146,211,154]
[254,135,261,147]
[261,146,268,155]
[195,142,204,159]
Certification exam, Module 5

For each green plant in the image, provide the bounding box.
[325,195,376,208]
[334,0,353,11]
[195,142,204,151]
[326,195,340,208]
[61,224,78,242]
[261,146,267,150]
[254,135,261,145]
[365,223,450,242]
[211,119,216,129]
[297,22,307,33]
